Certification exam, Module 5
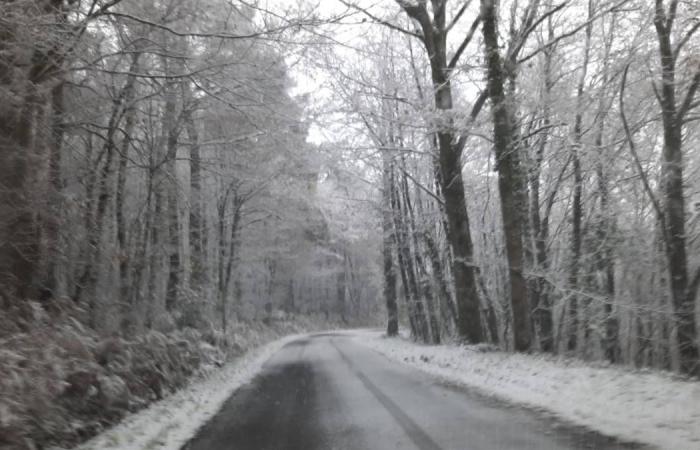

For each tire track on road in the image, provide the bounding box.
[331,339,443,450]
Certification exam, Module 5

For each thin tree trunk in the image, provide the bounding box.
[223,200,242,319]
[593,15,619,362]
[391,167,428,341]
[528,13,555,352]
[184,105,206,291]
[116,52,141,329]
[402,166,440,344]
[76,68,138,324]
[382,150,399,336]
[162,76,181,313]
[567,2,593,353]
[42,81,65,301]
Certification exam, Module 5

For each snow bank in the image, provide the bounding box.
[353,331,700,450]
[65,334,300,450]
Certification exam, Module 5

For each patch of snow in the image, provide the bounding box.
[62,334,302,450]
[353,331,700,450]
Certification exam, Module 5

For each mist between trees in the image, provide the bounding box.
[0,0,699,445]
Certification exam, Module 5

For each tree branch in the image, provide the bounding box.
[667,0,679,31]
[454,90,489,153]
[508,2,568,63]
[100,11,315,40]
[677,68,700,121]
[688,265,700,304]
[446,0,473,33]
[397,0,433,37]
[673,21,700,62]
[518,0,631,64]
[400,168,445,206]
[447,15,481,70]
[339,0,423,40]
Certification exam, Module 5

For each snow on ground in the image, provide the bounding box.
[62,334,302,450]
[352,330,700,450]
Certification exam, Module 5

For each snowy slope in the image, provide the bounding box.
[62,334,301,450]
[353,330,700,450]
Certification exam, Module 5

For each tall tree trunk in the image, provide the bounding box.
[162,73,181,313]
[337,250,348,324]
[184,104,206,291]
[42,81,65,301]
[400,1,484,343]
[593,13,619,362]
[481,0,532,351]
[116,52,141,329]
[567,1,593,353]
[223,200,242,322]
[594,106,619,362]
[0,1,69,302]
[75,68,138,324]
[653,0,700,376]
[147,170,164,328]
[217,198,228,334]
[381,150,399,336]
[528,13,555,352]
[0,86,40,301]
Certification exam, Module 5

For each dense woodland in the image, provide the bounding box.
[314,0,700,376]
[0,0,382,334]
[0,0,699,447]
[0,1,379,447]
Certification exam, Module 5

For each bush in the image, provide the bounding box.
[0,303,223,450]
[0,304,330,450]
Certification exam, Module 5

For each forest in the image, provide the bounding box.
[0,0,699,449]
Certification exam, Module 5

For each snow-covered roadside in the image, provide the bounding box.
[63,334,300,450]
[352,331,700,450]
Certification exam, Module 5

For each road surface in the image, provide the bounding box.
[183,332,641,450]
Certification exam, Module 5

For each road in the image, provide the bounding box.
[183,332,641,450]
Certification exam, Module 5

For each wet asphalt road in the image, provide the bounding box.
[182,332,642,450]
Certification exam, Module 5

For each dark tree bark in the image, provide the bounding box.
[0,0,69,301]
[116,51,141,329]
[651,0,700,376]
[595,125,619,361]
[480,0,532,351]
[222,198,242,331]
[592,15,619,362]
[42,81,66,301]
[398,0,484,343]
[381,150,399,336]
[336,250,348,324]
[146,140,165,328]
[527,16,555,351]
[184,102,207,291]
[162,65,181,313]
[567,1,593,353]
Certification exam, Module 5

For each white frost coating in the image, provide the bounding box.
[353,330,700,450]
[65,334,301,450]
